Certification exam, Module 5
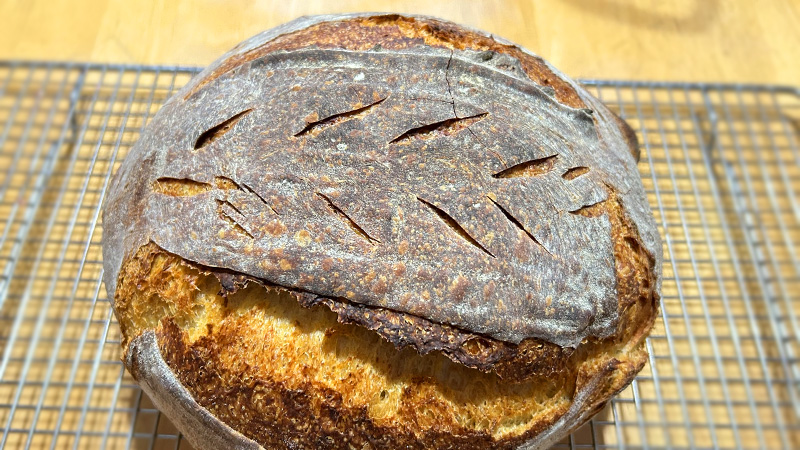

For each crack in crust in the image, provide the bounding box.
[112,177,657,446]
[184,15,586,109]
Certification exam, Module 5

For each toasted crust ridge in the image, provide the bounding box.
[113,227,654,448]
[183,14,585,109]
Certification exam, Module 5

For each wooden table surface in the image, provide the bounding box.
[1,0,798,85]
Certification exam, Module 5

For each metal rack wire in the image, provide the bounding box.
[0,61,797,449]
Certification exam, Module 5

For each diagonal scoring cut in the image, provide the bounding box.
[487,197,552,256]
[216,199,256,239]
[389,113,487,143]
[569,199,607,217]
[317,193,380,244]
[295,97,388,137]
[194,109,253,150]
[562,166,590,180]
[152,178,211,196]
[417,197,495,258]
[492,154,558,178]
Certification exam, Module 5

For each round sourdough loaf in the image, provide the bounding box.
[102,13,662,450]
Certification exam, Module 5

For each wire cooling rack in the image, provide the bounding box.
[0,60,797,450]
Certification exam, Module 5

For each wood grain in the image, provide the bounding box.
[1,0,798,84]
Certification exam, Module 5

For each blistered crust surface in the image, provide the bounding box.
[102,13,662,349]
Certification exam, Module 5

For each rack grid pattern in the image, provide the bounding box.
[0,61,797,449]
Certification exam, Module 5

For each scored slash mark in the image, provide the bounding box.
[295,97,388,137]
[492,154,558,178]
[241,181,280,216]
[487,197,553,256]
[194,109,253,150]
[214,175,282,217]
[569,199,607,217]
[317,193,380,244]
[216,198,255,239]
[187,70,593,262]
[417,197,495,258]
[562,166,590,180]
[389,113,488,143]
[152,177,210,196]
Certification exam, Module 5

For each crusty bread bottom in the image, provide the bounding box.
[115,240,653,448]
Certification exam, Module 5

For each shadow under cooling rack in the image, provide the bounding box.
[0,61,798,449]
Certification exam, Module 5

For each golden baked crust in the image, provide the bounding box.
[103,13,662,450]
[116,239,651,449]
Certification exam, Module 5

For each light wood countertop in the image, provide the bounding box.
[1,0,798,85]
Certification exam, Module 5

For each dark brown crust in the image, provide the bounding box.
[117,193,657,382]
[125,331,262,449]
[129,180,658,384]
[296,190,657,383]
[200,181,657,384]
[108,23,631,349]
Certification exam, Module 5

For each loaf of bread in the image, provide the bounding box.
[102,13,662,449]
